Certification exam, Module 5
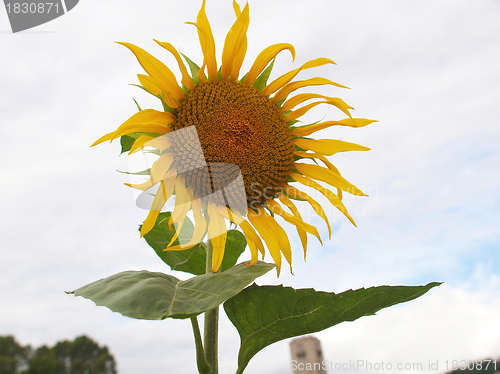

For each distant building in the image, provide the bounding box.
[290,336,327,374]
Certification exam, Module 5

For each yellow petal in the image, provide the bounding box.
[140,180,173,237]
[294,151,343,197]
[221,3,250,80]
[244,43,295,86]
[272,77,349,103]
[263,57,335,96]
[137,74,162,95]
[294,151,341,175]
[293,138,370,155]
[281,93,325,112]
[247,208,282,275]
[166,192,207,251]
[291,118,377,137]
[294,163,367,196]
[218,207,265,262]
[129,134,172,155]
[284,185,332,239]
[266,199,322,245]
[286,101,322,122]
[222,208,261,265]
[125,155,175,191]
[277,194,308,258]
[257,205,292,273]
[171,176,192,227]
[285,97,353,122]
[187,0,217,81]
[286,101,328,122]
[117,42,184,100]
[239,221,261,265]
[91,109,175,146]
[232,0,241,16]
[94,124,167,146]
[129,135,156,155]
[150,153,174,184]
[231,38,248,81]
[208,203,227,272]
[291,173,356,226]
[144,135,173,151]
[189,197,207,245]
[154,40,196,90]
[167,177,193,247]
[161,91,180,109]
[197,64,206,84]
[124,170,177,191]
[324,98,354,117]
[125,179,154,192]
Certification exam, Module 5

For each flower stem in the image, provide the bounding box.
[191,316,212,374]
[204,240,219,374]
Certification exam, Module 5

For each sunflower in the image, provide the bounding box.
[93,0,375,275]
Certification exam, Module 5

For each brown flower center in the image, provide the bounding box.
[172,80,294,207]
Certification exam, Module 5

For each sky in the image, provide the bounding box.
[1,0,500,373]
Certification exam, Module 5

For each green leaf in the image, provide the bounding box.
[142,212,247,275]
[251,59,275,92]
[224,282,440,373]
[68,262,275,320]
[220,229,247,272]
[142,212,205,275]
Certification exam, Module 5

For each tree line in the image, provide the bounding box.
[0,335,117,374]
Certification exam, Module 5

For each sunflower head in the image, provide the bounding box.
[92,0,375,275]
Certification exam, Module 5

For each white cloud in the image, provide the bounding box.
[1,0,500,373]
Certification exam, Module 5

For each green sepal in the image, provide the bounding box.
[130,83,152,96]
[281,188,307,201]
[182,53,201,85]
[120,134,136,154]
[117,168,151,176]
[132,98,142,111]
[68,262,275,320]
[224,282,441,374]
[159,97,175,113]
[131,84,175,113]
[289,118,322,133]
[238,71,248,83]
[274,97,286,107]
[292,144,308,154]
[142,212,247,275]
[120,132,159,154]
[250,59,275,92]
[143,149,161,156]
